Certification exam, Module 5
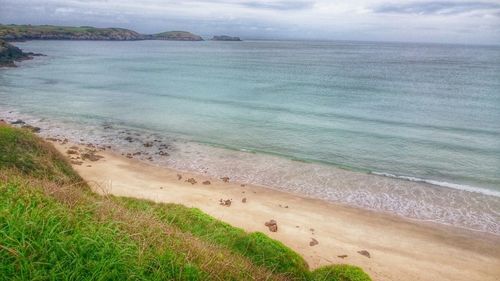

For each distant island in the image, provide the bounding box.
[149,31,203,41]
[0,24,203,41]
[212,35,241,41]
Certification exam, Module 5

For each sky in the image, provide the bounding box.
[1,0,499,44]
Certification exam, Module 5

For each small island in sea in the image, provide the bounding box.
[212,35,242,41]
[149,31,203,41]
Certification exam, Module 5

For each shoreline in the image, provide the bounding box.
[191,139,500,198]
[49,138,500,281]
[1,109,499,235]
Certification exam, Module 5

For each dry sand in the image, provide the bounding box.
[54,141,500,281]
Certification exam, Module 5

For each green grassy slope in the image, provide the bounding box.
[0,24,204,41]
[0,24,142,40]
[0,125,371,281]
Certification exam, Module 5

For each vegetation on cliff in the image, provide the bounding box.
[0,24,143,41]
[0,125,371,280]
[0,24,204,41]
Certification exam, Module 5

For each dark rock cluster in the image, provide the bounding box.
[0,39,43,67]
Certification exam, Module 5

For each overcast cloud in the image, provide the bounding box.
[1,0,499,44]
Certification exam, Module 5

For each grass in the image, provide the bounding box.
[117,199,309,279]
[0,124,371,281]
[0,24,140,39]
[0,125,79,182]
[311,265,371,281]
[0,25,202,40]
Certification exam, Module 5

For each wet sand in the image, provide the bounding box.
[53,140,500,281]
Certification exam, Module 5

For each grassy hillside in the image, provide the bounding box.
[0,124,371,281]
[0,24,204,41]
[0,24,143,40]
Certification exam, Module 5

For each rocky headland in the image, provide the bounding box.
[0,24,204,41]
[0,39,44,67]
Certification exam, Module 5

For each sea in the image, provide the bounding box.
[1,40,499,234]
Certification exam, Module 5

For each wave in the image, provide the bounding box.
[371,171,500,197]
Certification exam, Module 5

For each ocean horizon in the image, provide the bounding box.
[1,39,499,234]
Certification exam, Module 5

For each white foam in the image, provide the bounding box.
[371,172,500,198]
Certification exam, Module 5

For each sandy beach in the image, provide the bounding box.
[52,140,500,281]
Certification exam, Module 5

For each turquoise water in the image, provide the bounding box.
[1,40,499,233]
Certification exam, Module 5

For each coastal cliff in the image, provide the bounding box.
[0,25,143,41]
[0,24,203,41]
